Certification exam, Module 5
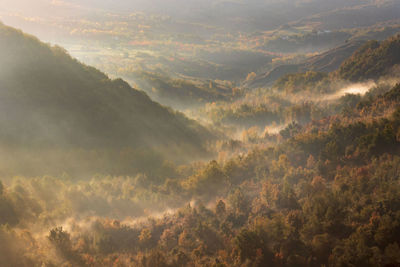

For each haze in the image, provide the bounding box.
[1,0,400,266]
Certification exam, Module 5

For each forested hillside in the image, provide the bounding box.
[337,34,400,81]
[0,23,215,176]
[1,83,400,266]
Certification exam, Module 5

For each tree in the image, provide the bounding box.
[48,227,73,259]
[235,228,273,266]
[216,200,226,217]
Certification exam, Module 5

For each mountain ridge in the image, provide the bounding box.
[0,22,216,175]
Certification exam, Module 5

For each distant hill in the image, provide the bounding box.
[127,70,239,110]
[269,34,400,94]
[337,34,400,81]
[247,40,364,88]
[291,1,400,31]
[248,32,400,89]
[304,40,366,72]
[0,23,216,175]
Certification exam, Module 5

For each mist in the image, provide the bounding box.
[1,0,400,266]
[323,81,376,101]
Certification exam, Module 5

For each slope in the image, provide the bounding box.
[337,34,400,81]
[0,23,215,175]
[247,40,364,88]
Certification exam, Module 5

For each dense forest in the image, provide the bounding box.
[1,83,400,266]
[1,1,400,266]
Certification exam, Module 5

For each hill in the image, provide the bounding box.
[0,23,215,175]
[337,34,400,81]
[247,40,364,88]
[127,70,235,109]
[252,34,400,91]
